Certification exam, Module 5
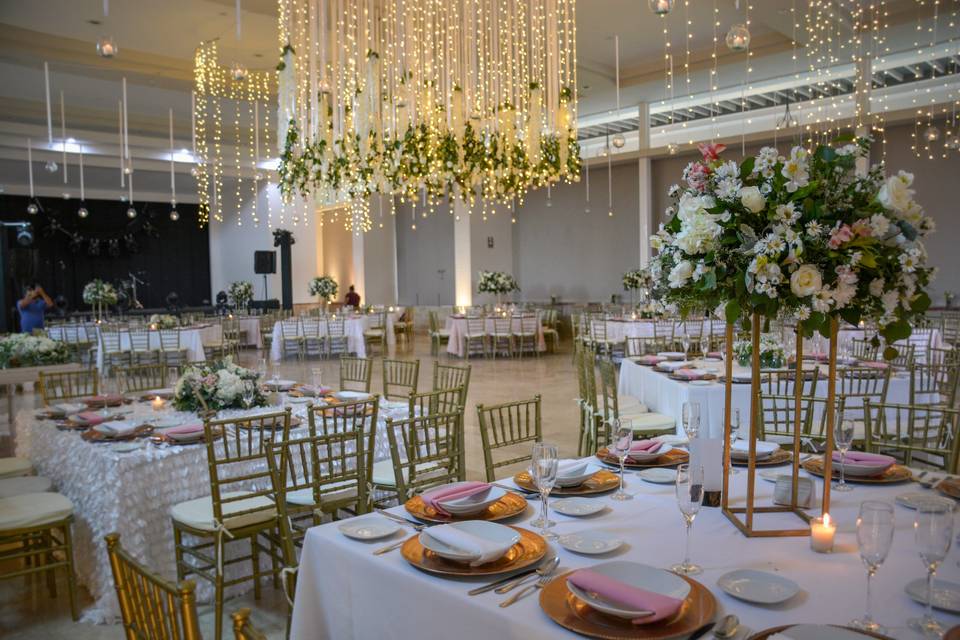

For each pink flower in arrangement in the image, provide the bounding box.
[698,142,727,162]
[685,163,712,192]
[828,224,854,249]
[850,219,872,238]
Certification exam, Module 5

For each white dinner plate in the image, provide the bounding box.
[716,569,800,604]
[657,351,686,360]
[638,468,678,484]
[419,520,518,563]
[334,391,371,401]
[555,463,604,488]
[267,379,298,391]
[558,530,624,555]
[286,395,312,404]
[338,516,400,541]
[834,457,894,478]
[151,417,185,429]
[730,440,780,461]
[688,379,713,386]
[552,498,607,517]
[627,443,673,463]
[905,577,960,613]
[566,562,690,620]
[771,625,880,640]
[435,483,507,516]
[895,492,955,511]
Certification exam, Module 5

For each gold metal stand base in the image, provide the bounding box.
[722,505,813,538]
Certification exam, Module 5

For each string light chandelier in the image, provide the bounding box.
[276,0,580,231]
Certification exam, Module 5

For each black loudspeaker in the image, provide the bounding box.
[250,299,281,311]
[254,251,276,274]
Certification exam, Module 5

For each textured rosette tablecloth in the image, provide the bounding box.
[14,398,410,622]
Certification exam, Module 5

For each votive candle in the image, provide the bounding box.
[151,396,165,412]
[810,513,835,552]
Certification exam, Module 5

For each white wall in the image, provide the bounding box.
[470,204,515,305]
[395,201,455,306]
[362,195,399,305]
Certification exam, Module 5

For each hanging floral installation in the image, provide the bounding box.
[276,0,580,232]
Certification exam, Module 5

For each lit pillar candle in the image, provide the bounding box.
[810,513,836,552]
[151,396,165,412]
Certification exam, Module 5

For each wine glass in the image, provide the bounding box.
[530,443,559,539]
[99,374,115,417]
[241,382,256,410]
[699,332,710,359]
[681,332,691,359]
[672,463,704,575]
[908,501,955,636]
[311,367,324,392]
[609,420,633,501]
[682,401,701,441]
[728,408,741,476]
[834,410,856,492]
[850,501,895,633]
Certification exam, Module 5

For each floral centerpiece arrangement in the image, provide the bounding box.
[228,281,254,310]
[650,138,935,358]
[622,267,655,292]
[733,335,787,369]
[148,314,179,329]
[477,271,520,302]
[308,276,338,303]
[0,334,71,369]
[636,300,667,319]
[172,357,266,412]
[83,279,118,320]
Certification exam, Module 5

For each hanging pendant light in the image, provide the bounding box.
[945,135,960,151]
[77,206,89,218]
[648,0,674,15]
[97,36,117,58]
[27,202,39,215]
[231,62,249,81]
[726,24,751,52]
[923,126,941,142]
[126,206,137,219]
[612,132,626,149]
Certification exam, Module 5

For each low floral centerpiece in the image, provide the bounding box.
[733,335,786,369]
[0,334,71,369]
[83,279,118,320]
[650,137,935,356]
[308,276,338,304]
[172,358,266,412]
[622,268,655,293]
[228,281,254,310]
[477,270,519,304]
[148,314,178,329]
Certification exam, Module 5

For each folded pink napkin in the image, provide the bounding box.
[673,368,707,380]
[161,423,204,436]
[832,451,895,467]
[84,394,124,406]
[706,351,724,359]
[567,569,683,624]
[636,355,665,365]
[626,440,664,462]
[421,482,491,516]
[298,385,334,397]
[75,411,107,426]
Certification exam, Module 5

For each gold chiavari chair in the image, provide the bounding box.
[222,317,242,358]
[574,345,602,456]
[340,356,372,392]
[38,369,98,405]
[384,411,464,502]
[393,307,414,349]
[325,316,350,357]
[105,532,202,640]
[432,361,471,407]
[382,358,420,400]
[477,396,541,482]
[850,337,879,361]
[653,318,677,348]
[231,608,268,640]
[158,328,189,368]
[99,329,131,373]
[597,358,675,437]
[427,311,450,356]
[258,314,275,355]
[864,400,960,473]
[170,409,291,640]
[625,335,668,357]
[490,315,513,358]
[301,316,326,358]
[279,318,304,360]
[759,368,819,397]
[462,316,489,358]
[910,362,960,408]
[757,393,821,444]
[888,343,917,370]
[407,387,464,419]
[512,312,541,358]
[0,491,78,620]
[127,327,160,365]
[541,309,560,353]
[589,317,622,359]
[116,364,168,394]
[363,311,387,355]
[835,366,892,428]
[929,346,959,367]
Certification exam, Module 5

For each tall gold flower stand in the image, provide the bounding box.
[721,313,837,537]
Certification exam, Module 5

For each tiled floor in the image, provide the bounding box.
[0,335,582,639]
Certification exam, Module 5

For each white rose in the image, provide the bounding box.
[878,174,914,212]
[739,186,766,213]
[789,264,823,298]
[868,278,885,297]
[668,260,694,288]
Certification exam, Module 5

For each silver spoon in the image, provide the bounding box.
[713,614,740,639]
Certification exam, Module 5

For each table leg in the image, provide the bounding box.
[7,383,14,431]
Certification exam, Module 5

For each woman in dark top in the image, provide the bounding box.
[18,284,53,333]
[345,285,361,308]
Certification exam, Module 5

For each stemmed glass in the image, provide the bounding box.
[908,501,955,637]
[682,401,701,441]
[850,501,895,633]
[241,382,256,410]
[99,375,115,417]
[257,357,268,380]
[834,410,856,492]
[728,408,741,475]
[610,420,633,501]
[530,443,559,539]
[672,463,704,575]
[681,332,691,359]
[311,367,324,392]
[699,332,710,359]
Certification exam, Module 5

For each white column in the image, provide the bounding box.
[854,56,872,177]
[637,102,653,267]
[453,198,472,307]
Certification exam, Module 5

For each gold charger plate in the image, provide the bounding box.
[667,374,718,383]
[400,526,546,577]
[539,570,717,640]
[731,449,793,467]
[937,477,960,500]
[748,625,890,640]
[514,470,619,495]
[404,491,528,523]
[802,458,912,484]
[597,447,689,469]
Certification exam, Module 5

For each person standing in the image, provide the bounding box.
[345,285,361,309]
[18,283,53,333]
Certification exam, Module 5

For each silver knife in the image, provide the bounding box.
[467,566,540,596]
[375,508,425,528]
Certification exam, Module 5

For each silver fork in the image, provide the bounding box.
[499,571,556,607]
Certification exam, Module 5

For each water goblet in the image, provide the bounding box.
[609,420,633,501]
[671,463,704,575]
[241,382,256,410]
[681,333,691,359]
[728,408,741,475]
[849,501,895,633]
[311,367,324,392]
[699,333,710,359]
[682,401,701,441]
[530,443,559,539]
[908,501,955,637]
[834,410,856,492]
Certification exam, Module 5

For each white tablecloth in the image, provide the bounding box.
[618,359,916,438]
[445,316,546,357]
[270,318,369,361]
[14,397,408,622]
[290,457,960,639]
[237,317,263,348]
[85,327,208,370]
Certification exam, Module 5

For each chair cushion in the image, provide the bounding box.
[171,491,276,532]
[618,395,649,414]
[371,460,441,487]
[0,476,53,499]
[364,329,385,337]
[0,492,73,530]
[431,330,450,338]
[627,412,677,432]
[0,457,32,479]
[286,480,357,506]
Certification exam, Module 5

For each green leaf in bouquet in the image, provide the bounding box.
[911,291,931,313]
[738,157,755,180]
[883,346,899,361]
[725,300,741,324]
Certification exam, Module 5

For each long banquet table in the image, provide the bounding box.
[618,358,919,439]
[269,313,399,361]
[445,314,547,357]
[290,458,960,639]
[13,396,411,622]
